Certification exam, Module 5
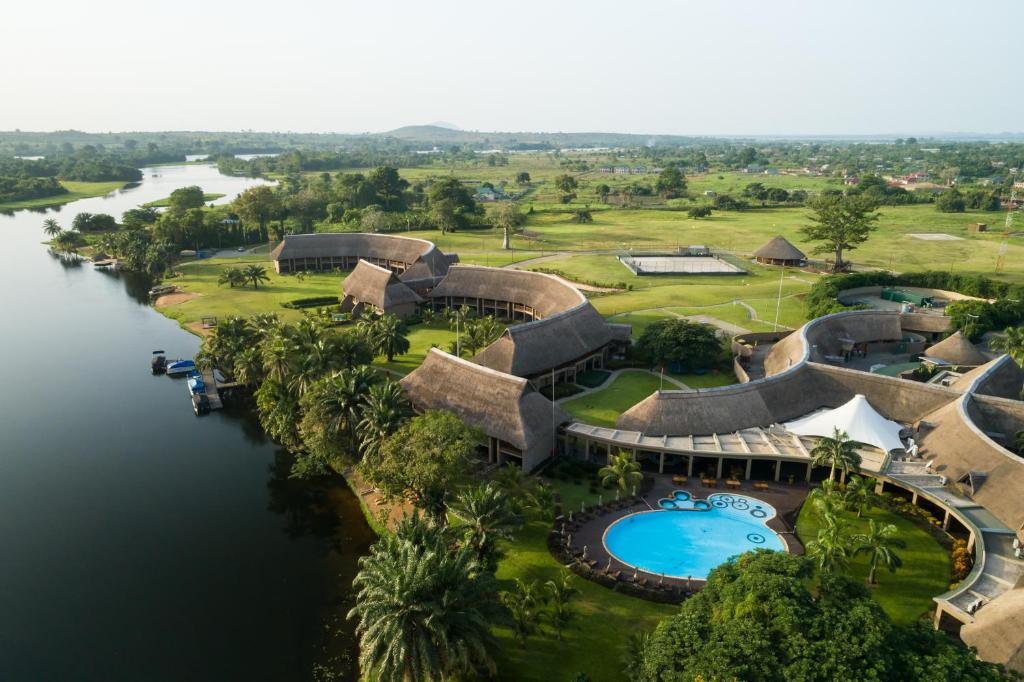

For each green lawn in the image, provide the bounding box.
[492,479,675,681]
[795,504,951,625]
[376,320,458,375]
[143,192,225,207]
[561,370,662,426]
[0,180,127,211]
[670,371,736,389]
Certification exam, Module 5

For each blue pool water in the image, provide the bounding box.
[603,494,784,579]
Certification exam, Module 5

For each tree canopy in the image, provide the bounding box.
[635,318,722,371]
[801,194,880,272]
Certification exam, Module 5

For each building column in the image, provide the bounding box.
[805,462,813,482]
[659,452,665,474]
[745,459,753,480]
[943,509,951,531]
[875,479,885,495]
[631,448,637,461]
[967,531,976,554]
[488,437,496,463]
[774,461,782,482]
[933,605,945,630]
[716,458,723,479]
[687,456,694,477]
[911,491,919,506]
[584,439,591,462]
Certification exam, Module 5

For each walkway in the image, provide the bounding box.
[554,368,689,405]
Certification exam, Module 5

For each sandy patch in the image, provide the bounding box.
[186,321,212,337]
[155,292,201,307]
[908,233,964,241]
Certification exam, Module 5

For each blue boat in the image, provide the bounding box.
[187,375,206,395]
[166,359,197,376]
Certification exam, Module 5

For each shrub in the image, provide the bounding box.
[280,295,341,310]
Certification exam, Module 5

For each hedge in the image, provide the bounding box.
[280,295,340,309]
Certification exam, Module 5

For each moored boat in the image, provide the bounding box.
[151,350,167,374]
[166,359,197,376]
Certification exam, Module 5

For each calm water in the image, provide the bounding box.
[0,165,374,681]
[604,493,784,578]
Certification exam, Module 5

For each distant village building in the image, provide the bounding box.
[753,235,807,267]
[474,186,508,202]
[844,175,860,186]
[704,190,717,197]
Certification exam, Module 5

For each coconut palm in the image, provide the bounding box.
[42,218,61,238]
[501,578,543,647]
[525,480,557,520]
[242,263,270,289]
[807,479,844,517]
[991,326,1024,366]
[810,427,862,482]
[53,230,82,255]
[450,483,523,567]
[599,451,644,493]
[853,520,905,585]
[371,314,411,362]
[348,530,502,681]
[356,380,412,459]
[806,513,850,574]
[543,573,578,641]
[843,474,877,518]
[493,461,533,502]
[218,267,245,288]
[234,346,265,386]
[301,366,380,450]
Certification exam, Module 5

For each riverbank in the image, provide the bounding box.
[0,180,128,211]
[144,191,225,207]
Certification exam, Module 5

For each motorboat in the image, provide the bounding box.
[151,350,167,374]
[166,359,197,376]
[187,374,206,395]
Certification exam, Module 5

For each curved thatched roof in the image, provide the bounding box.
[960,588,1024,673]
[925,331,989,366]
[429,265,585,318]
[399,349,569,451]
[270,233,453,279]
[951,355,1024,398]
[753,235,805,261]
[342,260,422,310]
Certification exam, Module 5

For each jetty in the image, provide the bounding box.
[201,368,224,410]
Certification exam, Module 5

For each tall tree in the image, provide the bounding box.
[806,513,850,574]
[242,263,270,289]
[491,201,523,250]
[234,185,280,242]
[810,428,862,482]
[853,520,905,585]
[368,166,409,211]
[599,451,643,493]
[800,194,880,272]
[356,380,412,459]
[298,365,381,472]
[42,218,61,238]
[991,326,1024,365]
[168,185,206,213]
[449,483,523,569]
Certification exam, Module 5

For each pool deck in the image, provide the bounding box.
[562,474,808,590]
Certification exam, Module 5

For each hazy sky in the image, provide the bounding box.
[3,0,1021,136]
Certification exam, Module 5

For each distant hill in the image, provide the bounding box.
[377,125,703,148]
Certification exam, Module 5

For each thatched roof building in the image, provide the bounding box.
[924,331,989,367]
[400,349,569,471]
[753,235,806,266]
[429,265,585,319]
[270,233,455,280]
[341,259,422,317]
[960,587,1024,672]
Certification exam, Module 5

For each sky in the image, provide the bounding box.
[2,0,1022,136]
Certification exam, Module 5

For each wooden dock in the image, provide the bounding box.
[201,368,224,410]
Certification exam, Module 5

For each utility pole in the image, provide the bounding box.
[773,265,786,331]
[996,189,1016,274]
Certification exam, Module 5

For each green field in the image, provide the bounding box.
[492,479,674,681]
[561,370,664,426]
[376,320,458,375]
[0,180,127,211]
[143,192,225,207]
[795,504,951,625]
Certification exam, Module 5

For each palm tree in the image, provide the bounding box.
[807,479,844,517]
[302,366,380,451]
[450,483,523,567]
[599,451,644,493]
[242,263,270,289]
[991,326,1024,366]
[348,533,502,681]
[501,578,542,648]
[806,513,850,574]
[526,480,557,520]
[234,346,265,386]
[853,520,905,585]
[543,573,578,641]
[370,314,411,361]
[42,218,61,238]
[356,381,412,459]
[218,267,245,288]
[810,427,862,482]
[493,461,533,501]
[844,474,877,518]
[53,230,82,255]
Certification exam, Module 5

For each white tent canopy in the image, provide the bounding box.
[784,394,905,453]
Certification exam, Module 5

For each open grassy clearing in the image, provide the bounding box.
[0,180,127,211]
[376,320,458,376]
[492,478,675,682]
[795,504,951,625]
[143,192,224,207]
[561,370,663,426]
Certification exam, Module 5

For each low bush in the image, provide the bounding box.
[280,295,341,309]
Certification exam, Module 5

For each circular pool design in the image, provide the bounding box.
[602,494,784,579]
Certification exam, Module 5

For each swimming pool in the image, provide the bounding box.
[602,494,785,579]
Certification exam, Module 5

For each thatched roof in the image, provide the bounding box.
[400,349,569,451]
[430,265,585,318]
[925,331,989,366]
[753,235,805,261]
[473,303,616,377]
[951,355,1024,398]
[960,588,1024,673]
[617,362,959,437]
[270,233,453,278]
[342,260,422,310]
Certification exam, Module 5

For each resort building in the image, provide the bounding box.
[340,260,423,318]
[269,232,456,283]
[752,235,806,267]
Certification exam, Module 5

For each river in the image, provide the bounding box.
[0,164,374,681]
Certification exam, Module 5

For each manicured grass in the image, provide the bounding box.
[376,320,457,375]
[159,255,343,330]
[561,370,662,427]
[671,371,736,389]
[492,479,675,681]
[0,180,127,211]
[795,504,951,625]
[143,192,225,207]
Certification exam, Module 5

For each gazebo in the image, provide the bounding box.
[923,331,989,368]
[784,394,905,453]
[753,235,806,266]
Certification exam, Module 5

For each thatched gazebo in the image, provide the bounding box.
[923,331,988,367]
[753,235,806,266]
[341,259,423,318]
